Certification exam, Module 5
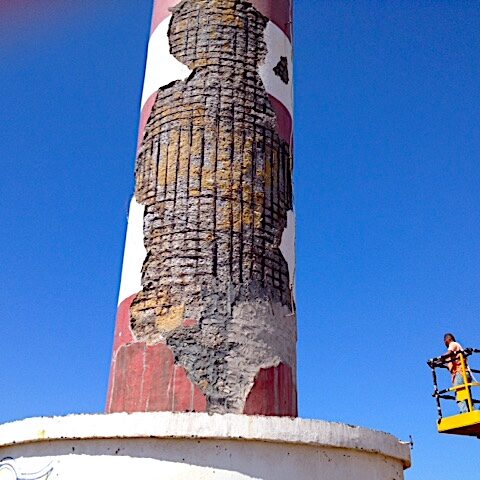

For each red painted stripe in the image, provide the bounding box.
[150,0,181,34]
[172,366,194,412]
[109,342,145,413]
[145,343,176,411]
[107,339,208,413]
[244,363,297,416]
[193,385,208,412]
[106,294,136,410]
[106,271,208,415]
[268,94,293,144]
[111,294,136,354]
[124,343,146,412]
[251,0,293,41]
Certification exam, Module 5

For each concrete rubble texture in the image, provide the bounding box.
[108,0,297,416]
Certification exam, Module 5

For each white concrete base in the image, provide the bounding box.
[0,413,411,480]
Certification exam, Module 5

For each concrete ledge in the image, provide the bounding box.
[0,412,411,468]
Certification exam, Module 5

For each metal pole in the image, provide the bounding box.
[460,352,474,413]
[431,366,443,420]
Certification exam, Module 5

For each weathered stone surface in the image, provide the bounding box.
[129,0,296,414]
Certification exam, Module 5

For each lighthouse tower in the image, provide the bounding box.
[0,2,411,479]
[107,0,297,416]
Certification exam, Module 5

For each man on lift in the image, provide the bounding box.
[444,333,472,413]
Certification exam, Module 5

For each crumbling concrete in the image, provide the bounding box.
[273,56,290,85]
[127,0,296,415]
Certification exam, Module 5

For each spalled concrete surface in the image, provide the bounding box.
[0,413,411,479]
[108,0,297,416]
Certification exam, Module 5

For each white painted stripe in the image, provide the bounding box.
[279,210,296,304]
[259,21,294,118]
[263,19,295,304]
[141,16,192,110]
[118,198,146,304]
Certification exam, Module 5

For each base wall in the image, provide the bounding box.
[0,413,411,480]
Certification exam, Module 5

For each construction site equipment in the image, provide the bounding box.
[427,348,480,437]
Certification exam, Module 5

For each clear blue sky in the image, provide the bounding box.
[1,1,479,478]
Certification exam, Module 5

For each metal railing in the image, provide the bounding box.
[427,348,480,420]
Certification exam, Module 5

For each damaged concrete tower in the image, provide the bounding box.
[107,0,296,416]
[0,2,412,476]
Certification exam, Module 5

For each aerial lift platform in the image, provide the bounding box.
[427,348,480,437]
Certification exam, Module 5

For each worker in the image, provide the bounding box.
[443,333,472,413]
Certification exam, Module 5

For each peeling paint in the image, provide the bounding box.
[109,0,297,416]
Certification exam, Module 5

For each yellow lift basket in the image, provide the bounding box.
[427,348,480,437]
